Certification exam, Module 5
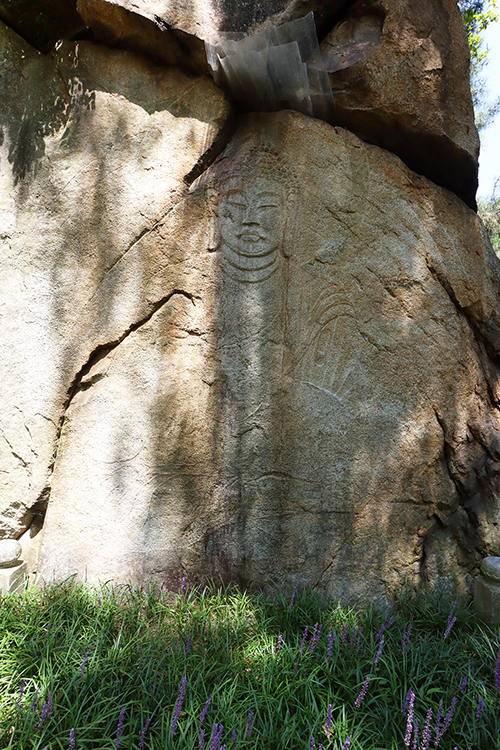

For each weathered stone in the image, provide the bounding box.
[475,557,500,624]
[37,111,500,597]
[0,20,232,539]
[321,0,479,208]
[74,0,355,79]
[0,539,22,568]
[0,0,86,53]
[2,0,478,212]
[482,556,500,583]
[0,561,27,594]
[76,0,210,75]
[76,0,352,46]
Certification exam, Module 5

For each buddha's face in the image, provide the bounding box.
[219,177,285,259]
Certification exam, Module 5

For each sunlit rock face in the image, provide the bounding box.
[74,0,478,208]
[0,19,231,540]
[38,112,500,597]
[321,0,479,209]
[1,0,499,598]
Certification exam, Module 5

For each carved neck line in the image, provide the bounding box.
[220,243,281,283]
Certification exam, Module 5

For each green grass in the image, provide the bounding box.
[0,580,498,749]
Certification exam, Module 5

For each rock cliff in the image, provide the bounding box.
[1,0,499,597]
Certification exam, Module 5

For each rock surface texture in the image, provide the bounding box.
[322,0,479,208]
[0,19,231,540]
[1,0,499,598]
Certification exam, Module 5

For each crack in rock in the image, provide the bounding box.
[38,289,198,534]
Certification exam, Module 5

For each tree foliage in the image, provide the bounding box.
[458,1,500,132]
[478,195,500,253]
[458,3,500,252]
[459,0,498,64]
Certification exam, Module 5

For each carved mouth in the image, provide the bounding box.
[237,231,264,241]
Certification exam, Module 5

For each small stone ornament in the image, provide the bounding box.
[0,539,22,568]
[474,556,500,625]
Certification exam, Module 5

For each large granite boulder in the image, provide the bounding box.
[0,0,496,598]
[37,111,500,597]
[0,20,232,540]
[1,0,478,208]
[321,0,479,208]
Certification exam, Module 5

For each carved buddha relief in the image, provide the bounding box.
[210,146,298,284]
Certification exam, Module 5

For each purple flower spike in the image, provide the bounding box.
[245,709,254,739]
[18,679,25,708]
[355,629,362,653]
[433,699,443,746]
[412,716,419,750]
[421,709,433,750]
[78,650,90,685]
[374,635,384,667]
[299,626,309,655]
[276,634,283,652]
[309,738,315,749]
[199,695,212,727]
[460,676,467,693]
[310,623,322,651]
[115,706,126,749]
[326,629,335,665]
[30,689,39,712]
[198,728,206,750]
[476,695,484,719]
[138,716,151,750]
[404,689,415,747]
[180,576,186,591]
[342,738,351,750]
[402,688,413,715]
[440,696,457,740]
[443,601,457,640]
[341,623,349,645]
[325,704,333,732]
[349,627,357,650]
[289,584,298,612]
[38,691,53,728]
[186,631,192,654]
[375,615,393,642]
[171,674,187,736]
[210,723,224,750]
[69,727,76,750]
[402,623,412,654]
[354,674,371,709]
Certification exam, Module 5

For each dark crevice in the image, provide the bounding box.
[67,289,197,402]
[184,109,237,187]
[14,485,50,540]
[425,258,500,408]
[431,408,493,568]
[433,409,465,504]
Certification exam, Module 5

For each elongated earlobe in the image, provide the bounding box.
[205,186,219,252]
[282,193,298,258]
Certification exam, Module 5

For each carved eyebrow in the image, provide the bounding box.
[224,190,246,199]
[255,191,282,202]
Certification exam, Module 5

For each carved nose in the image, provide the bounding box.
[242,205,259,224]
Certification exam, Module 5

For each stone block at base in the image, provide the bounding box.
[474,575,500,625]
[0,561,27,595]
